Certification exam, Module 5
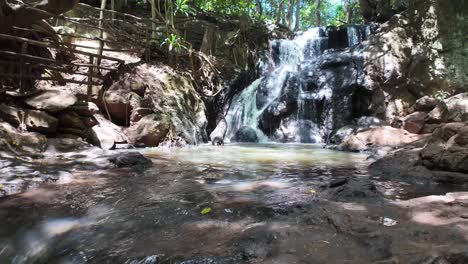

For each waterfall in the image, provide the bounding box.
[225,25,372,144]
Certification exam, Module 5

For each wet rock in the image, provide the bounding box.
[25,90,77,113]
[47,137,91,153]
[329,178,349,188]
[330,126,357,144]
[0,104,58,134]
[412,96,439,113]
[210,118,227,145]
[327,178,379,201]
[108,152,152,169]
[426,102,449,124]
[125,114,170,147]
[0,121,48,153]
[233,126,259,143]
[431,170,468,184]
[445,93,468,121]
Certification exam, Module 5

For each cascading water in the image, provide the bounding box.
[225,25,372,144]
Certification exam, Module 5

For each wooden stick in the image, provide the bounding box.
[0,50,116,71]
[0,61,105,79]
[0,33,124,63]
[0,74,100,85]
[88,56,94,101]
[96,0,108,69]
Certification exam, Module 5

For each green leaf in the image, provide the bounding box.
[201,207,212,215]
[0,184,4,190]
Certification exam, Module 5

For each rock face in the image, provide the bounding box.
[25,90,77,113]
[104,65,208,145]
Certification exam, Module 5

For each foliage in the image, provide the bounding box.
[175,0,195,16]
[161,33,186,53]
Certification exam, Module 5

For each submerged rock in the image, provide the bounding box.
[232,126,259,143]
[109,152,152,169]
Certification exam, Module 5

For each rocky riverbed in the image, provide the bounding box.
[0,144,467,263]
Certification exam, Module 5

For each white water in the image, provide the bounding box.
[225,25,371,144]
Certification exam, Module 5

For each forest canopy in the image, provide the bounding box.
[133,0,364,30]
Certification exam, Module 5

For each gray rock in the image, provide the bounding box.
[412,96,439,113]
[25,90,77,113]
[445,93,468,121]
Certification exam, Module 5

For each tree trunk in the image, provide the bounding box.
[96,0,107,68]
[294,0,300,31]
[315,0,322,26]
[276,0,285,25]
[150,0,157,40]
[255,0,263,17]
[344,0,354,23]
[286,0,294,29]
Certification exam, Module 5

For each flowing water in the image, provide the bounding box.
[225,26,372,144]
[1,145,466,263]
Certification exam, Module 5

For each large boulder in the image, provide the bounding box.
[25,90,77,113]
[0,104,58,134]
[340,126,426,152]
[401,111,427,134]
[445,93,468,121]
[88,114,127,150]
[411,96,439,113]
[108,152,153,169]
[421,123,468,173]
[125,114,170,147]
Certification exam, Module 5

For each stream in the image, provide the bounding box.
[0,144,467,263]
